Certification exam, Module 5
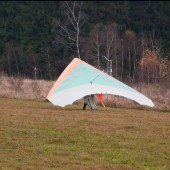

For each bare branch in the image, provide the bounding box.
[57,21,76,42]
[54,1,85,59]
[65,10,77,31]
[78,2,83,23]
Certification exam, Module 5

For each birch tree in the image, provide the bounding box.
[88,24,103,69]
[113,23,119,78]
[53,1,85,59]
[120,39,124,80]
[101,25,114,75]
[102,24,119,77]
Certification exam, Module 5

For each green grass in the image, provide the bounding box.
[0,98,170,170]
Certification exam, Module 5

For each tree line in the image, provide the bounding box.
[0,1,169,83]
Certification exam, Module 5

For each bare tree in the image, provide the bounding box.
[27,46,38,79]
[4,43,11,76]
[87,24,104,68]
[149,30,163,61]
[102,25,115,76]
[87,23,120,76]
[105,25,114,62]
[132,33,137,81]
[160,56,170,81]
[102,24,119,77]
[138,48,160,84]
[120,39,124,80]
[12,44,20,75]
[53,1,85,59]
[46,47,52,80]
[124,30,136,81]
[113,23,119,78]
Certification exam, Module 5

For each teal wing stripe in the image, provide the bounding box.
[52,62,140,95]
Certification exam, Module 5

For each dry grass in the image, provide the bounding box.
[93,83,170,111]
[0,98,170,170]
[0,76,53,100]
[0,75,169,111]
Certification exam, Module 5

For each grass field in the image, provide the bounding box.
[0,98,170,170]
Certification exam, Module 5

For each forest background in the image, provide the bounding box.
[0,1,170,84]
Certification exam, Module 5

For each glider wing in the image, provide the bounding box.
[46,58,154,107]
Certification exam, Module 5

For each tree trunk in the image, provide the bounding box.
[132,40,136,81]
[121,41,124,81]
[114,34,117,78]
[47,47,52,80]
[77,26,80,58]
[7,52,11,76]
[13,45,19,75]
[128,39,131,81]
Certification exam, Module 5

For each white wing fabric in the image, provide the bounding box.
[46,58,154,107]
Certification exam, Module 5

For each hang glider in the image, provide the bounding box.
[46,58,154,107]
